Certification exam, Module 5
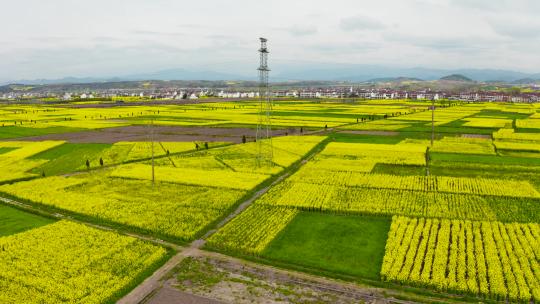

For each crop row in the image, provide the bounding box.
[0,220,167,303]
[517,118,540,129]
[111,163,270,190]
[381,216,540,302]
[493,129,540,142]
[494,141,540,153]
[256,181,540,223]
[300,156,376,173]
[206,205,298,255]
[288,171,540,198]
[321,142,426,166]
[463,117,512,128]
[430,136,495,155]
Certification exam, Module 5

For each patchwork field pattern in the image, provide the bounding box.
[0,100,426,136]
[207,101,540,303]
[0,136,326,242]
[1,100,540,303]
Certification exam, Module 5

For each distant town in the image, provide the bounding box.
[2,86,540,103]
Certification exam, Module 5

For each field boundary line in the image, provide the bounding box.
[198,137,332,241]
[0,196,183,250]
[61,142,234,177]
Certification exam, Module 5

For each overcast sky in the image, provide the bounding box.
[1,0,540,81]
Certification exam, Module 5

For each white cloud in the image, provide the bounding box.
[0,0,539,81]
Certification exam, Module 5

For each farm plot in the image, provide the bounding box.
[0,220,168,304]
[28,142,112,176]
[287,172,539,198]
[256,181,540,223]
[321,141,427,166]
[430,136,495,155]
[462,117,512,128]
[0,141,65,183]
[90,140,227,166]
[392,105,481,125]
[494,141,540,154]
[381,216,540,302]
[0,140,204,182]
[516,117,540,130]
[0,136,326,242]
[126,135,326,176]
[206,204,299,255]
[111,164,269,190]
[0,101,421,138]
[121,141,225,162]
[249,136,540,224]
[491,128,540,157]
[0,204,54,237]
[206,206,391,280]
[208,111,538,228]
[493,129,540,142]
[337,119,412,131]
[0,175,245,242]
[263,213,391,280]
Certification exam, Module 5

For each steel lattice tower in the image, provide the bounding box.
[256,37,273,167]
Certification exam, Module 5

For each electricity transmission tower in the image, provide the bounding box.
[256,37,273,166]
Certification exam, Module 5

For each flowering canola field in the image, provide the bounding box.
[0,220,168,304]
[0,141,65,183]
[2,101,540,303]
[0,136,326,242]
[381,216,540,302]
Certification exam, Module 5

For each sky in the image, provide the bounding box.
[1,0,540,82]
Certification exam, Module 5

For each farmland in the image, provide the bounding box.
[381,216,540,302]
[0,204,54,236]
[1,99,540,303]
[0,201,169,303]
[0,135,326,242]
[0,220,169,304]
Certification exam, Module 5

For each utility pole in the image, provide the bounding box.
[426,147,430,176]
[151,119,155,186]
[431,99,435,147]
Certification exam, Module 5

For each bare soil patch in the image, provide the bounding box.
[11,126,290,144]
[146,285,223,304]
[161,256,406,304]
[460,134,491,139]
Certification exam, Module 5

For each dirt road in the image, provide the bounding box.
[10,126,294,143]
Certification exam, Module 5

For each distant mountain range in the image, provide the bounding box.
[3,65,540,85]
[2,69,246,86]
